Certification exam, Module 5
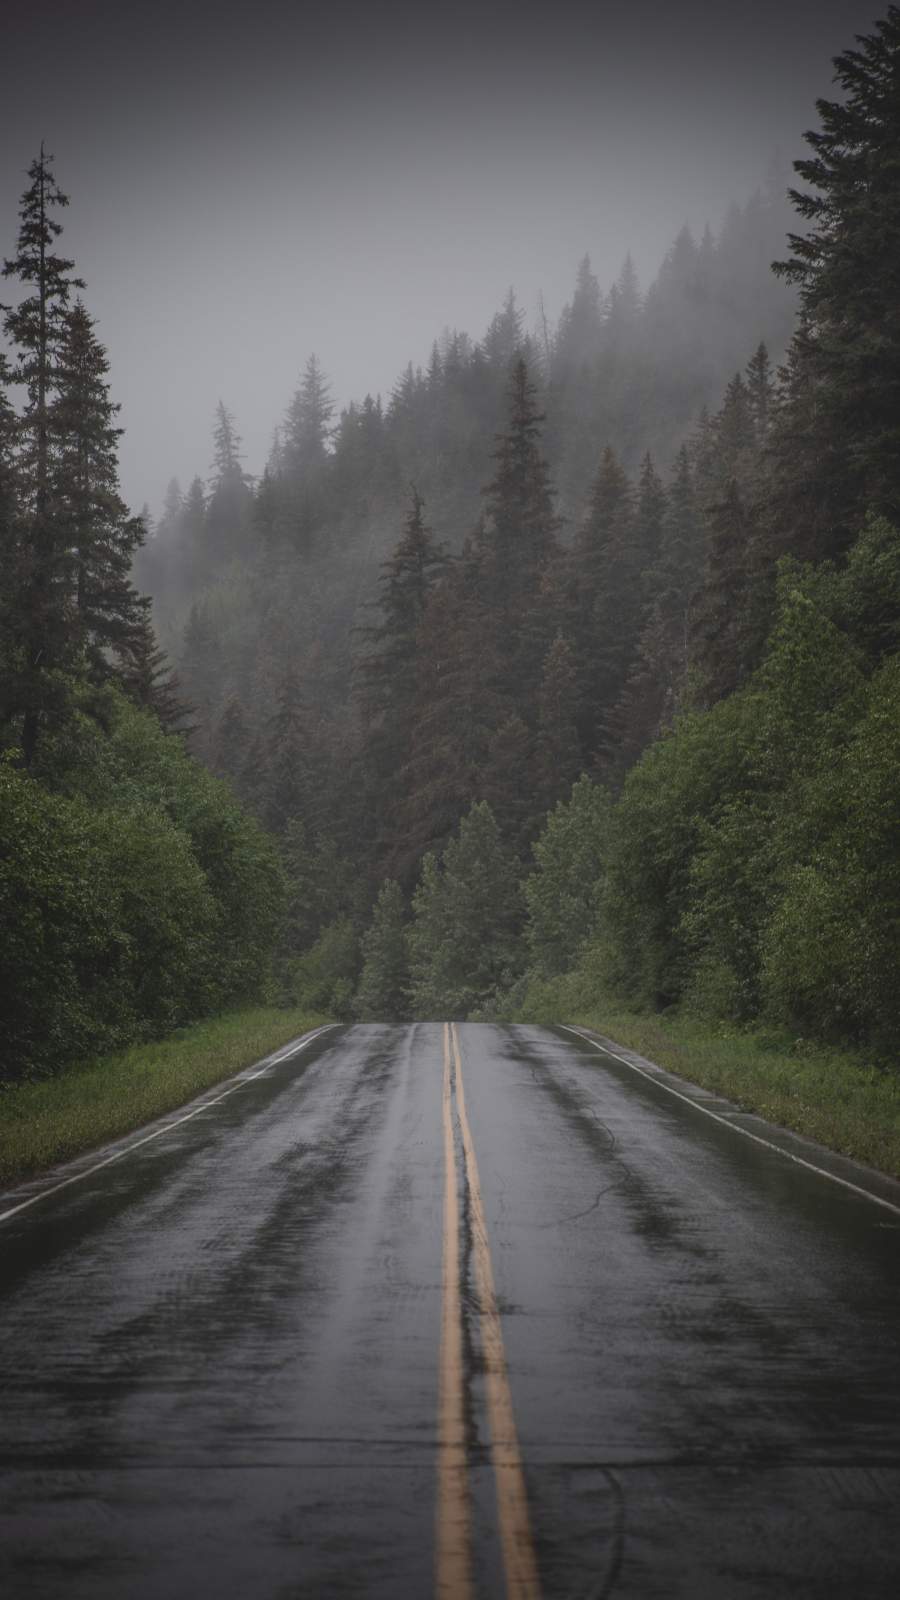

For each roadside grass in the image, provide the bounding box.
[515,976,900,1179]
[0,1006,330,1187]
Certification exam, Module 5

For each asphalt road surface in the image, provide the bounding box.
[2,1022,899,1598]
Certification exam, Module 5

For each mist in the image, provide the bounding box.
[1,0,883,512]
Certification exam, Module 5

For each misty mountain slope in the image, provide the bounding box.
[137,183,794,765]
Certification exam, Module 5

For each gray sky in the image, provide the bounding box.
[1,0,886,513]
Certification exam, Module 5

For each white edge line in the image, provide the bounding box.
[560,1024,900,1220]
[0,1025,338,1227]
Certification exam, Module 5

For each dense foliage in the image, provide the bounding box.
[0,154,284,1081]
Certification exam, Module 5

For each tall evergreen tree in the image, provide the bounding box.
[264,662,310,834]
[475,357,561,707]
[53,300,147,676]
[283,354,334,470]
[357,488,448,864]
[770,7,900,559]
[569,445,637,770]
[533,633,582,812]
[1,148,85,761]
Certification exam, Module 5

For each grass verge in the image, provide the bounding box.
[515,977,900,1179]
[0,1005,330,1187]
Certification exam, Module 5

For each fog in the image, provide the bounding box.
[1,0,883,513]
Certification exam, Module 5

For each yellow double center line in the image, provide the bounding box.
[437,1022,541,1599]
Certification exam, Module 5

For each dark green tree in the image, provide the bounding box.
[1,147,85,762]
[533,634,582,813]
[770,7,900,559]
[354,879,410,1021]
[408,801,523,1018]
[53,300,147,675]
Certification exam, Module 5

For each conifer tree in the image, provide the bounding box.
[479,711,534,855]
[120,613,190,732]
[392,541,508,879]
[1,148,85,761]
[207,402,252,562]
[570,445,638,769]
[53,300,147,676]
[212,694,250,785]
[616,447,701,762]
[690,478,764,704]
[478,357,560,608]
[357,488,448,862]
[633,453,666,580]
[533,634,582,813]
[264,662,310,834]
[354,880,410,1021]
[283,354,334,476]
[770,7,900,557]
[180,601,219,753]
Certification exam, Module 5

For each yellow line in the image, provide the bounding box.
[436,1023,472,1599]
[451,1023,541,1600]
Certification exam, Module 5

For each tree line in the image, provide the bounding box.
[349,7,900,1052]
[5,6,899,1074]
[0,151,283,1081]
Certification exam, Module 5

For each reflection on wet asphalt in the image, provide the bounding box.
[1,1022,899,1597]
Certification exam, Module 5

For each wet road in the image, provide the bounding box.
[1,1022,900,1598]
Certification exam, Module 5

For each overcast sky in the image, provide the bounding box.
[1,0,885,514]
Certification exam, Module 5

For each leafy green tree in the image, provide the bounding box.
[355,880,410,1021]
[524,776,611,977]
[760,653,900,1048]
[288,916,359,1017]
[408,802,522,1018]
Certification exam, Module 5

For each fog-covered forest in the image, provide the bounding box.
[3,7,900,1080]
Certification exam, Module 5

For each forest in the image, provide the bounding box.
[2,8,900,1083]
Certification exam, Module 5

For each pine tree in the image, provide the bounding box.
[53,301,147,676]
[354,880,410,1021]
[617,447,701,762]
[555,255,603,374]
[120,612,191,732]
[264,662,310,834]
[207,401,252,562]
[569,445,638,770]
[0,356,22,713]
[690,478,764,704]
[633,453,666,579]
[478,711,534,855]
[180,601,219,754]
[283,354,334,475]
[475,356,561,706]
[1,147,85,761]
[356,488,448,863]
[392,543,508,879]
[770,7,900,558]
[533,634,582,814]
[745,342,774,443]
[212,694,250,785]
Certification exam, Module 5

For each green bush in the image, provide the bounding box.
[0,693,286,1082]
